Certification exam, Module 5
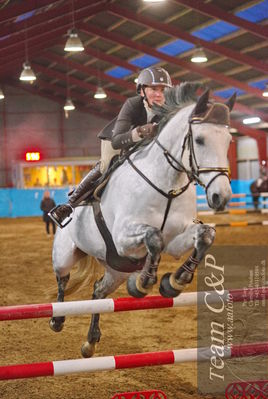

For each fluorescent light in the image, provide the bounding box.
[191,48,208,63]
[143,0,165,2]
[64,98,75,111]
[94,86,107,99]
[0,88,4,100]
[19,62,36,82]
[243,117,261,125]
[64,29,84,52]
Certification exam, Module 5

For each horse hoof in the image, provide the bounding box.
[127,273,148,298]
[81,342,95,358]
[49,318,64,333]
[159,273,181,298]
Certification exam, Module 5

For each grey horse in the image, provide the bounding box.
[49,83,235,357]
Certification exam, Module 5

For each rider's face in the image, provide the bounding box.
[143,85,165,107]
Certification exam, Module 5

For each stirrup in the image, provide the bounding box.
[48,205,73,229]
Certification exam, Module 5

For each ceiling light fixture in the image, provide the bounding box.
[64,98,75,111]
[20,23,36,83]
[64,0,84,52]
[143,0,165,2]
[0,88,5,100]
[64,28,84,52]
[64,97,75,118]
[243,116,261,125]
[191,48,208,63]
[94,86,107,99]
[19,62,36,83]
[64,70,75,118]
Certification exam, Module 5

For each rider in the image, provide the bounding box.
[49,66,172,228]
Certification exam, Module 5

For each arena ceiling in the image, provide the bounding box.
[0,0,267,140]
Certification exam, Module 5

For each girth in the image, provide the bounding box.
[92,201,146,273]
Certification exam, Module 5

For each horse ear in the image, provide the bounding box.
[225,92,236,111]
[193,89,210,115]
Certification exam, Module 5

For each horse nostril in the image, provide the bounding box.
[212,193,220,206]
[211,193,227,211]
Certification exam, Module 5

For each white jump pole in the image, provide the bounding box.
[0,287,267,321]
[1,342,267,380]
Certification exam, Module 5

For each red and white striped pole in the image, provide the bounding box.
[1,287,267,321]
[1,342,267,380]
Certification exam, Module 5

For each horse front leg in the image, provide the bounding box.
[115,224,164,298]
[128,250,161,298]
[81,267,129,358]
[160,223,215,298]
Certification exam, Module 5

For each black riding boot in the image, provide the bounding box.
[49,162,102,228]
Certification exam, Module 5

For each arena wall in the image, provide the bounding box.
[0,85,109,187]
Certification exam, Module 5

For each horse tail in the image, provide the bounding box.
[64,256,102,296]
[46,256,103,300]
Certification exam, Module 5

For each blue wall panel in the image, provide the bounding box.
[0,189,69,218]
[0,181,259,218]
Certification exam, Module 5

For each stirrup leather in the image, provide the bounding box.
[48,205,73,229]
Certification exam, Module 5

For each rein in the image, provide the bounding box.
[126,117,230,231]
[126,156,192,231]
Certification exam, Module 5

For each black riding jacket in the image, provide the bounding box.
[98,96,158,150]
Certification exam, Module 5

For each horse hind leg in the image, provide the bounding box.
[160,223,215,298]
[49,231,87,332]
[80,280,101,358]
[81,267,128,358]
[49,274,70,332]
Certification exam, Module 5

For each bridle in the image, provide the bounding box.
[126,114,230,231]
[155,116,230,194]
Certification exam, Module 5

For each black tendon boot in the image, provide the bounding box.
[49,162,102,228]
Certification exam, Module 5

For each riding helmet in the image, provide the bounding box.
[136,67,172,94]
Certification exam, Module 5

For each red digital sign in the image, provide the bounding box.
[25,152,41,161]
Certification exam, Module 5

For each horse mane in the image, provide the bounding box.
[153,82,204,132]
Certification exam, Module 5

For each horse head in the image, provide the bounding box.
[188,89,236,210]
[152,84,235,211]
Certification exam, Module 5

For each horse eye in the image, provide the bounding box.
[195,136,204,146]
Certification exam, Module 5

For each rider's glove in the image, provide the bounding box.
[136,123,157,139]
